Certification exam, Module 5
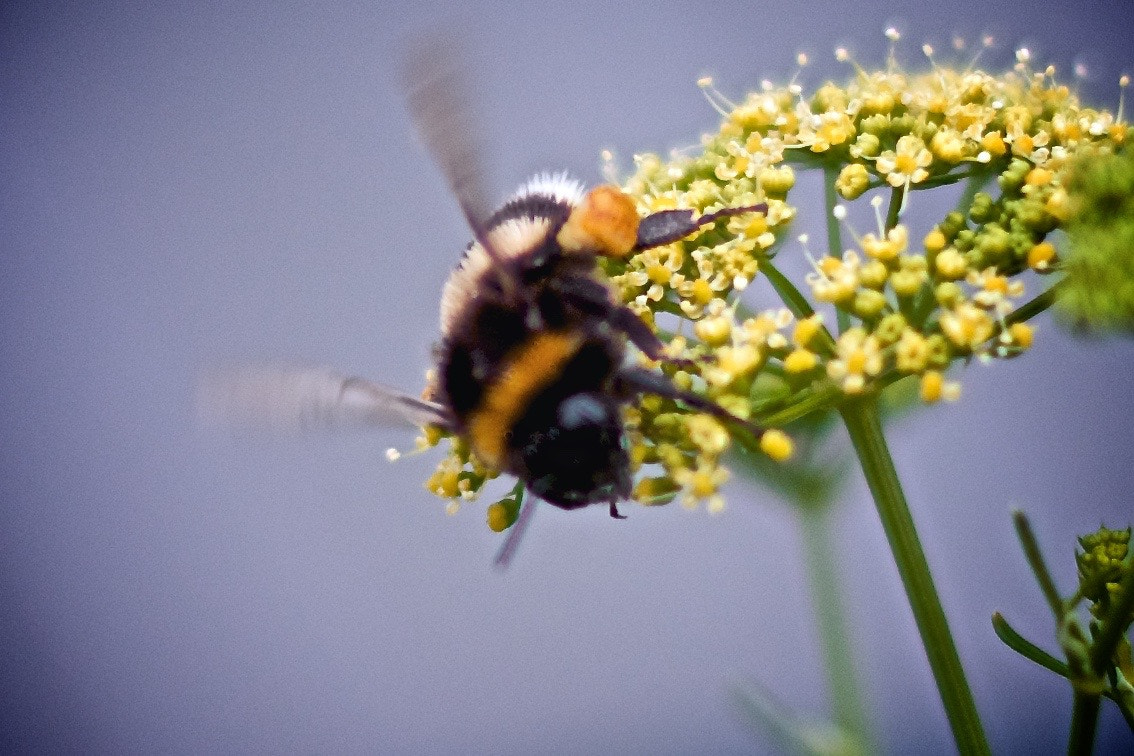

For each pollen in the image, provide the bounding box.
[556,185,640,258]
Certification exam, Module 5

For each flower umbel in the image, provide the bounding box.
[423,39,1127,535]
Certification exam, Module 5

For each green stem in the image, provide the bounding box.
[823,167,844,258]
[762,261,837,356]
[839,397,990,755]
[1092,566,1134,674]
[1068,690,1101,756]
[761,261,817,319]
[885,186,904,232]
[799,502,876,753]
[823,167,852,335]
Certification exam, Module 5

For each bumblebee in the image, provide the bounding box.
[203,43,772,555]
[430,172,768,518]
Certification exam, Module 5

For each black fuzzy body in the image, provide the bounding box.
[437,185,633,508]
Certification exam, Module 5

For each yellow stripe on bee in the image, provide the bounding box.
[466,331,585,468]
[555,185,640,258]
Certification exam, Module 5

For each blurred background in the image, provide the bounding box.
[2,1,1132,752]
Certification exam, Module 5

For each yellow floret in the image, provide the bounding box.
[759,430,794,461]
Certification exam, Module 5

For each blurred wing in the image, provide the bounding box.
[402,36,510,274]
[198,365,452,433]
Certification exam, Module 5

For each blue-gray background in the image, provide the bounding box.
[3,1,1132,753]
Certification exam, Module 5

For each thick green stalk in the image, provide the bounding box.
[799,501,876,753]
[839,397,990,755]
[1068,690,1100,755]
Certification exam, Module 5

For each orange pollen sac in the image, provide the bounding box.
[556,185,641,258]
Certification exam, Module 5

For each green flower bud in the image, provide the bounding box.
[859,114,890,137]
[935,281,964,307]
[1076,526,1131,613]
[969,192,998,223]
[874,313,907,345]
[939,211,968,240]
[998,158,1032,195]
[974,224,1012,264]
[835,163,871,200]
[926,333,951,368]
[853,288,889,318]
[850,133,882,159]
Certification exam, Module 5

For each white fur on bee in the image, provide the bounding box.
[439,215,553,334]
[438,174,584,336]
[516,172,585,206]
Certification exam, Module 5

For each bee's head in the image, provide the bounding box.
[513,391,631,509]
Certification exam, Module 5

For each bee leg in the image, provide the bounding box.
[555,277,697,368]
[607,304,698,370]
[634,203,768,251]
[615,366,767,440]
[609,501,626,519]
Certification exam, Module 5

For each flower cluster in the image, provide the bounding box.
[418,34,1129,529]
[675,39,1126,406]
[1077,526,1133,620]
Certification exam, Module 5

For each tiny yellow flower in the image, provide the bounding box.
[859,259,890,289]
[792,314,824,347]
[827,327,884,393]
[940,302,995,350]
[783,348,819,373]
[694,315,733,346]
[685,414,731,455]
[934,247,968,280]
[1008,322,1034,349]
[862,224,909,261]
[759,429,794,461]
[896,328,931,373]
[716,343,762,379]
[1027,241,1057,270]
[807,251,862,303]
[930,129,967,163]
[923,228,947,253]
[876,135,934,187]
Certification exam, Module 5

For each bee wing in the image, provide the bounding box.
[402,36,513,281]
[198,365,452,434]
